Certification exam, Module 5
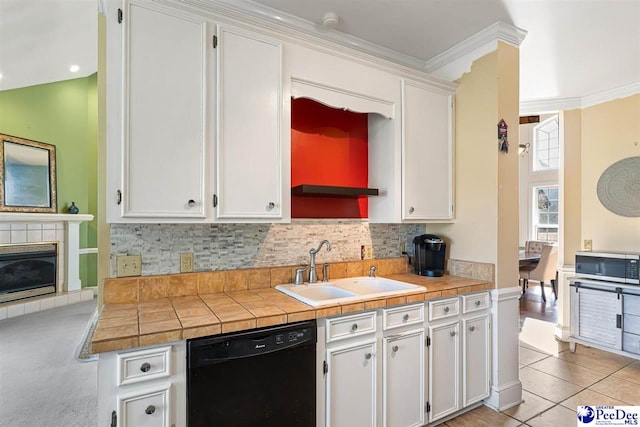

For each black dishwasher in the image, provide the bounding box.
[187,320,316,427]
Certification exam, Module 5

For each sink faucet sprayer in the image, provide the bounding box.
[309,240,331,283]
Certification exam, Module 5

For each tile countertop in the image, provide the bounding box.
[91,271,491,354]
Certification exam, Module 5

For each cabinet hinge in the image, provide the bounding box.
[110,410,117,427]
[426,336,431,347]
[617,314,622,329]
[616,287,622,300]
[323,360,328,374]
[213,34,218,49]
[116,190,122,205]
[213,194,218,208]
[425,401,431,413]
[117,8,123,24]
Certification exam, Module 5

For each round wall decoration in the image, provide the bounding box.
[596,156,640,217]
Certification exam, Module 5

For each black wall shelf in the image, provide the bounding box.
[291,185,379,198]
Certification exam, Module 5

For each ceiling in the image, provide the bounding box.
[0,0,638,107]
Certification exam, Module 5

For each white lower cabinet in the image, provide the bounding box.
[428,320,460,422]
[383,328,425,427]
[118,384,172,427]
[427,293,491,424]
[97,342,186,427]
[462,314,491,407]
[326,340,377,427]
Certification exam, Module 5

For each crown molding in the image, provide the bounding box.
[181,0,427,71]
[520,81,640,114]
[424,21,528,80]
[581,81,640,109]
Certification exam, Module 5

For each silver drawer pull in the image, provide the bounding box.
[392,345,399,353]
[351,323,358,332]
[267,202,275,210]
[444,306,450,313]
[403,314,410,321]
[469,326,476,332]
[409,207,415,214]
[145,405,156,415]
[450,331,456,337]
[140,362,151,373]
[365,352,372,360]
[475,300,481,306]
[187,199,196,207]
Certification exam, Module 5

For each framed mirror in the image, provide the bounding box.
[0,134,57,213]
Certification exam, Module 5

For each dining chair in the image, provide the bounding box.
[524,240,549,254]
[519,244,558,302]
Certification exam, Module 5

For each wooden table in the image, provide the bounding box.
[519,251,541,267]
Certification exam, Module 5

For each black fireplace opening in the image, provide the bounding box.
[0,243,57,304]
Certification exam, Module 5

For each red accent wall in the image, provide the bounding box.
[291,98,369,218]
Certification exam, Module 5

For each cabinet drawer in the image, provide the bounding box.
[117,383,171,427]
[428,297,460,321]
[462,292,490,314]
[623,332,640,355]
[326,311,377,343]
[117,346,172,386]
[382,303,424,331]
[625,294,640,316]
[624,314,640,335]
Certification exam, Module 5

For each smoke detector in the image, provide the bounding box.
[322,12,340,28]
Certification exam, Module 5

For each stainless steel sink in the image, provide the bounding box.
[275,277,422,307]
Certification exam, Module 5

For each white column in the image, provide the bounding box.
[485,286,522,411]
[64,219,82,291]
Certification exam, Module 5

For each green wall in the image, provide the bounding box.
[0,75,98,287]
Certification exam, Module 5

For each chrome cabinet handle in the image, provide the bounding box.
[444,306,450,313]
[187,199,196,207]
[351,323,358,332]
[409,207,415,214]
[469,326,476,332]
[450,331,456,337]
[145,405,156,415]
[365,352,372,360]
[267,202,275,210]
[392,345,399,353]
[475,300,481,306]
[403,314,410,322]
[140,362,151,373]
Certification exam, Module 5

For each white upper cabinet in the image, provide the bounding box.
[109,0,212,221]
[401,80,454,221]
[215,27,283,220]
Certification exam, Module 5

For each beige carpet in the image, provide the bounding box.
[0,300,98,427]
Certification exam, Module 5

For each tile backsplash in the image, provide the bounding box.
[110,222,425,276]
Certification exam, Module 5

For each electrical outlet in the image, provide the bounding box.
[584,239,592,252]
[180,253,194,273]
[363,245,374,260]
[116,255,142,277]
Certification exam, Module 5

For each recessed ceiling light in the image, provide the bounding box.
[70,65,80,73]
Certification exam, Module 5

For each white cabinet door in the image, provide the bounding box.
[216,26,282,220]
[118,384,171,427]
[326,340,377,427]
[428,320,459,423]
[570,286,622,350]
[383,329,425,427]
[462,314,490,406]
[121,1,211,219]
[401,80,453,221]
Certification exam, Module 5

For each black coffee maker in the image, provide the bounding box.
[412,234,446,277]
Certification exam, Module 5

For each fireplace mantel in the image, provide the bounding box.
[0,213,94,292]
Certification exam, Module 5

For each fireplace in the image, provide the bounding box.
[0,243,57,304]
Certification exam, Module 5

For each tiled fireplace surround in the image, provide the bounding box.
[0,213,94,320]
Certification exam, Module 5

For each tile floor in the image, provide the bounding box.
[444,331,640,426]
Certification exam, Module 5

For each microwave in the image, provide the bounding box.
[575,251,640,284]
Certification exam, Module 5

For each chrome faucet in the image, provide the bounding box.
[309,240,331,283]
[369,266,376,277]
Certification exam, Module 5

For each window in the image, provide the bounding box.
[533,185,558,242]
[533,116,559,171]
